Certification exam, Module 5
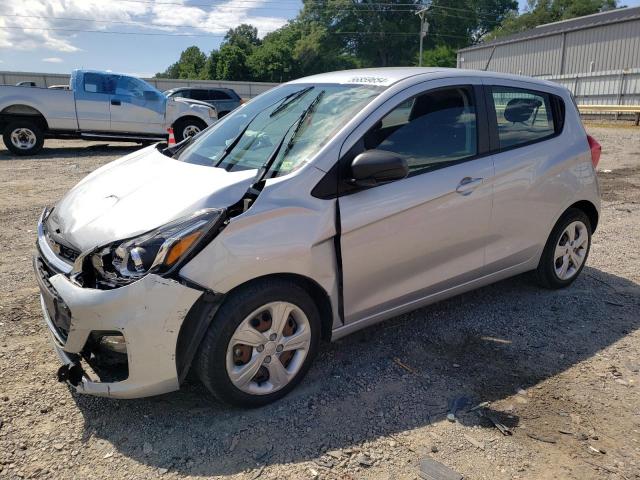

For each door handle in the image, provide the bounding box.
[111,99,121,106]
[455,177,483,196]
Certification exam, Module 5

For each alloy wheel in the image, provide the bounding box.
[554,220,589,280]
[226,301,311,395]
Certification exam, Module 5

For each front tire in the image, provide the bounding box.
[173,118,207,143]
[195,279,321,407]
[3,120,44,156]
[536,208,592,289]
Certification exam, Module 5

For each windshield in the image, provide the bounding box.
[175,83,385,177]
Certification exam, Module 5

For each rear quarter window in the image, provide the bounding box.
[490,86,561,150]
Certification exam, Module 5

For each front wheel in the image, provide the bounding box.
[173,118,207,143]
[195,279,321,407]
[536,208,592,289]
[3,120,44,156]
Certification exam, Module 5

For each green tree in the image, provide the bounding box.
[203,50,220,79]
[247,23,299,82]
[155,0,529,81]
[488,0,617,38]
[224,24,261,49]
[419,45,457,67]
[155,61,180,79]
[298,0,516,67]
[175,46,207,79]
[216,44,249,80]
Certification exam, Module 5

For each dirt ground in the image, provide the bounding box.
[0,123,639,480]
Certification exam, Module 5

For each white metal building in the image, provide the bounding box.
[457,7,640,107]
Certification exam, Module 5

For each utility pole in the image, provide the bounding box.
[416,6,430,67]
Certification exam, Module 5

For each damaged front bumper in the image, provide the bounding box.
[34,252,202,399]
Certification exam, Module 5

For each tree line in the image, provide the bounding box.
[155,0,618,82]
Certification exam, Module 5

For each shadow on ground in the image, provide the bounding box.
[72,266,639,476]
[0,144,141,161]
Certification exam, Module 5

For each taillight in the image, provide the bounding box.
[587,135,601,168]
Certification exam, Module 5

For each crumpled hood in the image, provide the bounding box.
[48,146,255,252]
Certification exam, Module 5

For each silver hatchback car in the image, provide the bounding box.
[34,68,601,407]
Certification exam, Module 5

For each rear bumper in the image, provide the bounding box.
[34,255,202,399]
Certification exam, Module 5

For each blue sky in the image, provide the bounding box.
[0,0,638,77]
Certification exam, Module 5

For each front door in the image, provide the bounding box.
[75,72,116,131]
[109,76,166,134]
[339,82,494,324]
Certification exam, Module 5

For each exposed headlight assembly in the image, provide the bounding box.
[82,208,223,288]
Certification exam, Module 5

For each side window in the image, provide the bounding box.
[190,89,209,101]
[491,87,555,149]
[115,76,146,97]
[364,87,477,173]
[83,73,116,94]
[210,90,232,100]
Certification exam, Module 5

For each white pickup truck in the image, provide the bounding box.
[0,69,217,155]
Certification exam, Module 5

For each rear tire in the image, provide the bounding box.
[195,279,321,407]
[173,118,207,143]
[536,208,592,289]
[3,119,44,156]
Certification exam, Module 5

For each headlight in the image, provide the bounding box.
[87,208,222,287]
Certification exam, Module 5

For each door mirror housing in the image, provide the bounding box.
[350,149,409,187]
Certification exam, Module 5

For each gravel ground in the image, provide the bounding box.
[0,124,639,480]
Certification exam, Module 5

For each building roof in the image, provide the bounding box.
[459,6,640,52]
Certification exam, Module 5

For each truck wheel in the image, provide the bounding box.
[3,120,44,156]
[173,118,207,143]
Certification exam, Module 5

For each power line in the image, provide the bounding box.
[0,24,472,40]
[110,0,504,19]
[0,8,502,26]
[0,25,231,37]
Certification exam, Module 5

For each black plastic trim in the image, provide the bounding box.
[175,290,225,382]
[333,198,345,325]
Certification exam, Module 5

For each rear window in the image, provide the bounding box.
[83,73,116,94]
[490,87,557,150]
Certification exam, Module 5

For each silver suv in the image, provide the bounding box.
[164,87,242,117]
[34,68,601,407]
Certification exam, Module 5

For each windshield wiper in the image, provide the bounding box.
[254,90,325,182]
[269,86,314,118]
[212,113,262,167]
[211,88,313,168]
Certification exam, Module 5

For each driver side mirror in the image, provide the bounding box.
[350,149,409,187]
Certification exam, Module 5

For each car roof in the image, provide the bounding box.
[288,67,561,91]
[172,86,234,92]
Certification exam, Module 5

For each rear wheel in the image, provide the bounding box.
[536,208,592,289]
[3,119,44,156]
[195,279,320,407]
[173,118,207,143]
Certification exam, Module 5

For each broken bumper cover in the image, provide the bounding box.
[35,261,202,399]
